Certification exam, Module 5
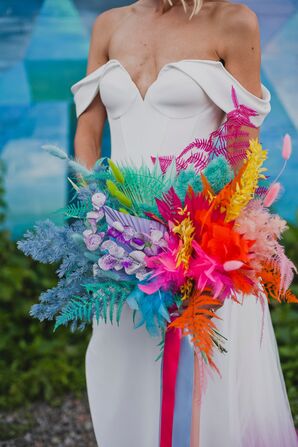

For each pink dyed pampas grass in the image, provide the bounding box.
[282,133,292,160]
[263,182,281,207]
[270,134,293,187]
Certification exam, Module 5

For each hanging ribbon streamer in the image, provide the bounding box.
[172,335,194,447]
[160,326,181,447]
[190,352,204,447]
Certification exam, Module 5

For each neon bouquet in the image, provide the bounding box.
[18,88,297,368]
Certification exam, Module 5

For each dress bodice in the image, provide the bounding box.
[70,59,271,165]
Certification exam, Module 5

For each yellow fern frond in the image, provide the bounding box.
[225,138,267,222]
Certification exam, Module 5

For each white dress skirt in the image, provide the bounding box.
[71,58,298,447]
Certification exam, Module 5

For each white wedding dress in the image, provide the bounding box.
[71,59,297,447]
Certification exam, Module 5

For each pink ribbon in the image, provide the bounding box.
[160,326,181,447]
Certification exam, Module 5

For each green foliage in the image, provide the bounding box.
[0,230,91,409]
[270,216,298,426]
[0,161,91,409]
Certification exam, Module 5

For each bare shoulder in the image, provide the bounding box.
[214,2,260,38]
[86,5,133,70]
[211,2,262,97]
[92,5,132,36]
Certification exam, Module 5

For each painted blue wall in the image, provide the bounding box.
[0,0,297,238]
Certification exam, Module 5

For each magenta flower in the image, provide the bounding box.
[139,233,184,295]
[187,241,234,300]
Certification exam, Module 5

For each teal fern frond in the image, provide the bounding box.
[122,172,164,206]
[54,296,99,330]
[53,281,134,330]
[53,201,92,220]
[109,163,173,216]
[84,281,133,324]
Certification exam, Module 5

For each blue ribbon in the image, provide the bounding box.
[172,335,194,447]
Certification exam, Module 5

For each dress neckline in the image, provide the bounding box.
[104,58,222,102]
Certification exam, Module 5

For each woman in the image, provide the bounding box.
[71,1,298,446]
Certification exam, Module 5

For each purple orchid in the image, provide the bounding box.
[83,229,105,251]
[86,192,106,232]
[92,192,106,209]
[143,229,167,256]
[97,239,148,279]
[86,210,104,232]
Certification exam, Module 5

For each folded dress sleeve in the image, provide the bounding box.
[70,63,109,118]
[177,60,271,127]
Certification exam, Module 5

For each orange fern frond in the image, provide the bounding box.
[169,291,223,368]
[259,261,298,303]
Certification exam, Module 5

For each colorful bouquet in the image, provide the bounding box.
[18,88,297,369]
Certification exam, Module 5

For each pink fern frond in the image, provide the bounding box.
[231,86,239,108]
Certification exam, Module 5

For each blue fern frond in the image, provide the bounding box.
[17,220,88,267]
[17,220,71,264]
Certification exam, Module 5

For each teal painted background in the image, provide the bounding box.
[0,0,297,238]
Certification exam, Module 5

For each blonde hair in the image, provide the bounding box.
[164,0,203,19]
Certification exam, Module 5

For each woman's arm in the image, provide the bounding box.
[73,13,111,169]
[216,4,263,170]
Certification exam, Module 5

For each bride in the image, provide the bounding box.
[70,0,298,446]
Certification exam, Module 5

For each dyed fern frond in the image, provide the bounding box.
[122,173,165,207]
[259,260,298,303]
[165,87,258,175]
[225,139,267,222]
[169,291,223,369]
[54,295,101,330]
[54,281,133,330]
[54,201,92,219]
